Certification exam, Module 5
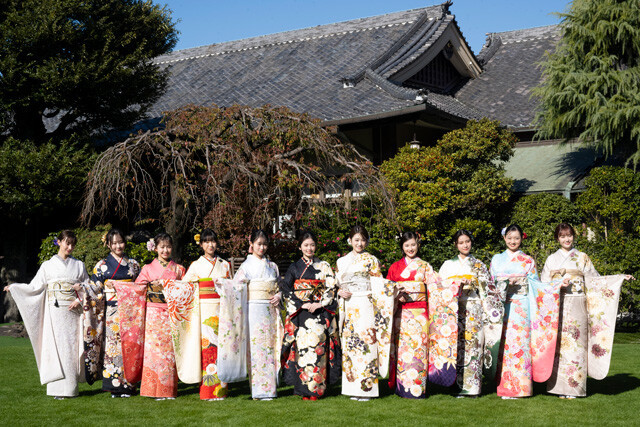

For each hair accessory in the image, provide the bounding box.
[194,234,201,244]
[101,232,107,246]
[146,239,156,251]
[501,227,507,236]
[522,232,528,240]
[53,237,60,247]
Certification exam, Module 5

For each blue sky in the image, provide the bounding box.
[161,0,571,55]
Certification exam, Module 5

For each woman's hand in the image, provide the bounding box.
[3,285,10,292]
[625,275,636,281]
[68,300,81,311]
[270,292,281,306]
[307,303,322,313]
[337,289,352,299]
[72,283,83,292]
[562,277,571,287]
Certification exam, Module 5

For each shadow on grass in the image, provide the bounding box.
[588,374,640,396]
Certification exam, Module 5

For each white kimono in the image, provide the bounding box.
[8,255,89,397]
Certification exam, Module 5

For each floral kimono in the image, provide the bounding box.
[233,254,284,399]
[439,255,505,396]
[127,259,187,399]
[337,251,395,398]
[386,257,438,399]
[163,256,230,400]
[86,253,140,394]
[541,248,626,397]
[490,250,560,398]
[8,255,91,397]
[280,257,341,398]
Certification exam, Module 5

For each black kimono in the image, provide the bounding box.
[280,257,341,397]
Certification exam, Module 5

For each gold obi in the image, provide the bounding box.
[398,281,426,302]
[47,280,77,305]
[293,279,325,302]
[448,274,479,297]
[248,279,278,301]
[340,275,371,293]
[550,269,585,294]
[147,282,166,303]
[104,278,133,302]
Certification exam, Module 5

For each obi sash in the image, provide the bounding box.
[340,275,371,293]
[550,269,585,294]
[248,279,278,301]
[293,279,325,302]
[198,278,220,299]
[47,280,78,306]
[146,282,167,303]
[104,278,133,303]
[496,275,527,298]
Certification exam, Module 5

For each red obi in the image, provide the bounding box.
[198,278,220,299]
[293,279,325,302]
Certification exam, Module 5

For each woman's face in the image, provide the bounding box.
[504,230,522,251]
[109,235,125,257]
[456,234,472,256]
[201,239,217,258]
[300,238,316,259]
[157,240,173,262]
[402,238,419,259]
[252,237,269,258]
[557,230,574,251]
[350,233,367,254]
[58,238,75,258]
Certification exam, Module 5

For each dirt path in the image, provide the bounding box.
[0,322,27,338]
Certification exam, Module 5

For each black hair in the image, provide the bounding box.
[200,228,218,244]
[503,224,524,238]
[58,230,77,246]
[154,232,173,246]
[453,229,474,245]
[250,229,270,245]
[106,228,126,246]
[554,223,575,240]
[349,225,369,242]
[399,231,420,250]
[297,230,317,246]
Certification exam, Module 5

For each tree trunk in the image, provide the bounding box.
[166,180,187,262]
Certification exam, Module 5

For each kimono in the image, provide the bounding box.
[133,259,186,398]
[386,257,437,399]
[337,251,395,398]
[234,254,284,399]
[86,253,140,394]
[439,255,506,396]
[490,250,561,398]
[8,255,91,397]
[280,257,341,398]
[541,249,626,397]
[166,255,231,400]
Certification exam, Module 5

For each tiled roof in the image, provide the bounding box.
[455,25,561,130]
[149,3,481,123]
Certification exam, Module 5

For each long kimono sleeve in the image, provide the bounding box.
[136,264,152,283]
[540,258,552,282]
[319,262,338,311]
[281,263,304,313]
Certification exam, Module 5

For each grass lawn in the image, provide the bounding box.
[1,333,639,426]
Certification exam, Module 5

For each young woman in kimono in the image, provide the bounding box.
[233,229,283,400]
[134,233,186,400]
[4,230,90,399]
[86,228,140,398]
[337,225,395,401]
[439,230,504,397]
[179,228,232,401]
[280,230,341,400]
[490,224,560,399]
[386,231,438,399]
[541,223,635,399]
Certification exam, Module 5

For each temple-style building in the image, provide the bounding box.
[150,3,604,196]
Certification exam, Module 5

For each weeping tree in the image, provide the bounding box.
[82,104,394,257]
[534,0,640,166]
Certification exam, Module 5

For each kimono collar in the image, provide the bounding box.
[301,256,314,266]
[108,252,128,266]
[404,256,420,268]
[203,255,217,265]
[506,249,523,261]
[158,258,170,268]
[54,254,71,266]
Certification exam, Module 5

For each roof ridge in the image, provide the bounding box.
[363,69,419,101]
[155,6,444,65]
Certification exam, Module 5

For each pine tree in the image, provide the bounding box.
[534,0,640,166]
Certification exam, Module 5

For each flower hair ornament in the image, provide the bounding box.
[101,232,108,246]
[194,234,201,245]
[53,237,60,247]
[522,232,528,240]
[146,239,156,251]
[501,227,507,237]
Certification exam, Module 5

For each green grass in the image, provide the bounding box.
[1,334,639,426]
